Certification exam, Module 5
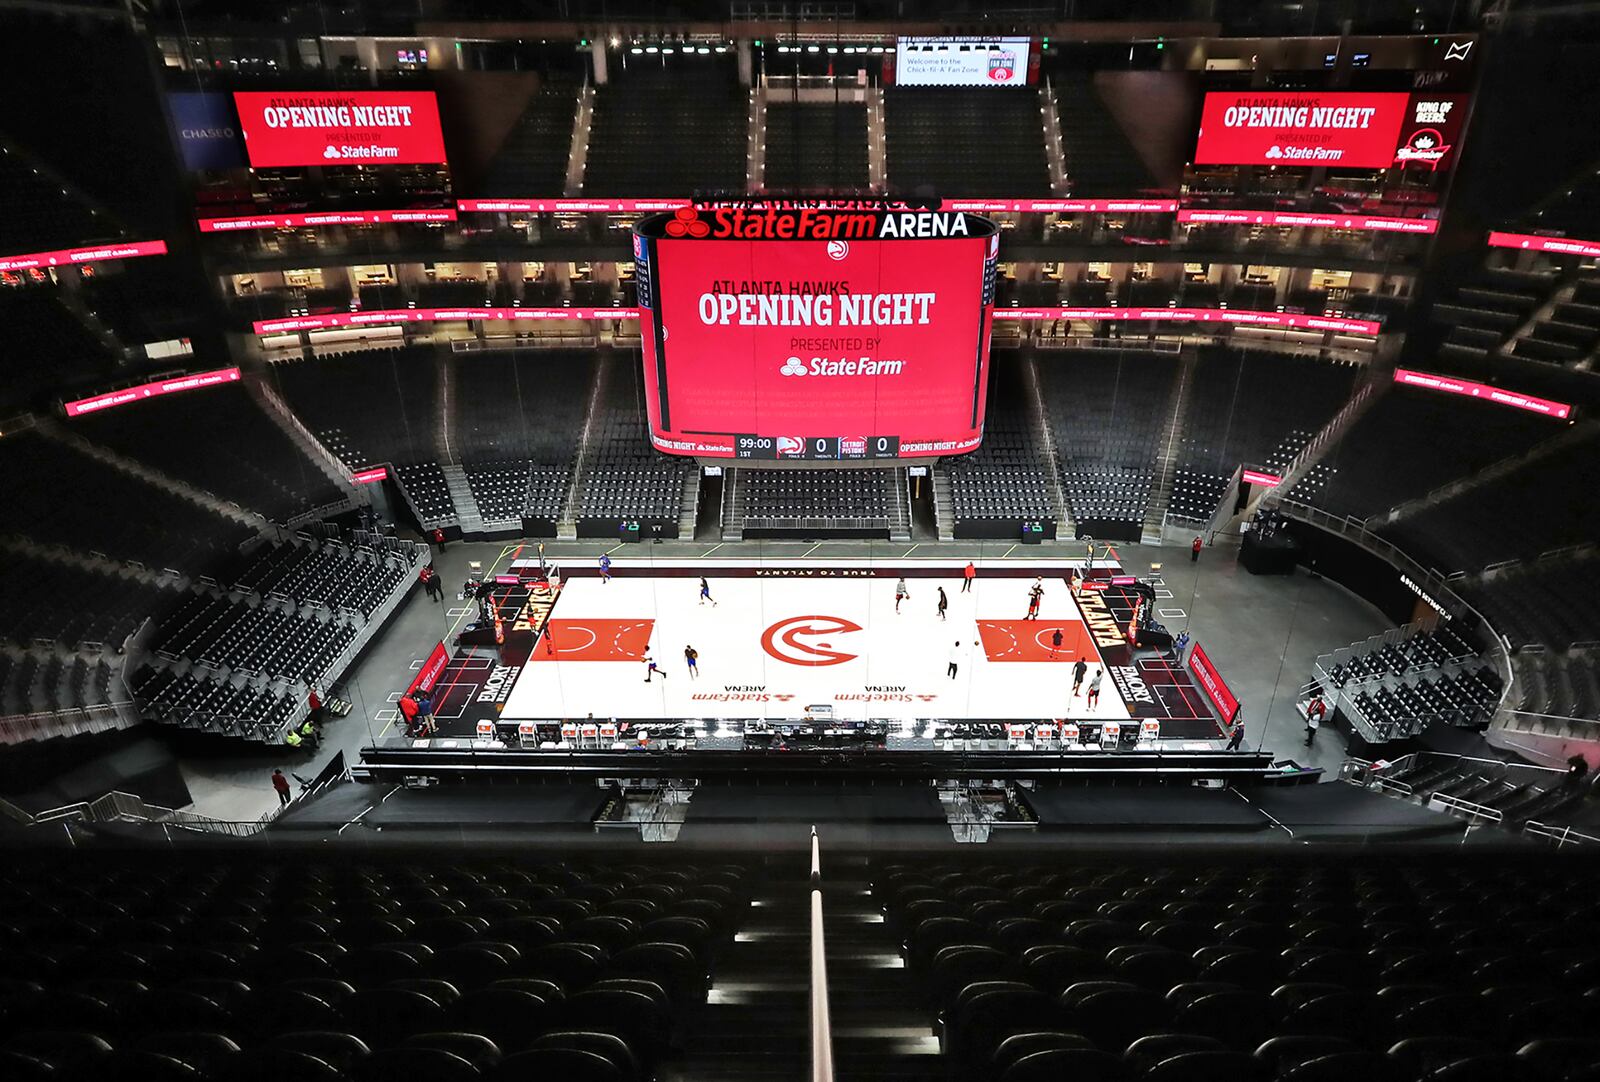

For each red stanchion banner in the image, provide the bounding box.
[1187,643,1241,725]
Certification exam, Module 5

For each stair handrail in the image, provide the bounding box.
[809,825,835,1082]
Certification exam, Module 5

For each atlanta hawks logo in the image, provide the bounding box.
[761,615,862,667]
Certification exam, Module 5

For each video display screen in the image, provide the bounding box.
[634,208,999,459]
[232,90,447,167]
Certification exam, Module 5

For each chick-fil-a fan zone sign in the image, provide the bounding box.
[1393,368,1572,419]
[64,367,242,417]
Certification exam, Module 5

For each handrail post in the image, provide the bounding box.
[809,826,835,1082]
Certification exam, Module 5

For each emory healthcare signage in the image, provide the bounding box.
[1187,642,1241,725]
[1393,368,1572,420]
[64,367,241,417]
[233,91,447,168]
[1195,91,1410,168]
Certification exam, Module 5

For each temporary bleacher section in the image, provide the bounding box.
[451,351,596,533]
[1,431,255,574]
[0,853,753,1082]
[1312,623,1501,743]
[762,100,870,190]
[944,356,1057,538]
[1052,76,1157,195]
[1038,351,1180,540]
[73,381,345,525]
[582,62,748,195]
[0,286,120,413]
[0,140,119,255]
[1288,385,1562,526]
[482,74,580,196]
[0,648,132,743]
[739,469,899,539]
[1168,350,1359,525]
[571,359,689,538]
[1384,429,1600,574]
[884,87,1051,195]
[137,535,420,744]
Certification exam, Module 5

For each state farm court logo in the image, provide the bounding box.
[761,615,862,666]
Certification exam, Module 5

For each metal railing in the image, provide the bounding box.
[0,751,346,836]
[1523,820,1600,848]
[809,826,835,1082]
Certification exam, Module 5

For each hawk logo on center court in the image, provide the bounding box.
[761,615,862,667]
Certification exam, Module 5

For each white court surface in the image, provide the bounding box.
[501,572,1133,723]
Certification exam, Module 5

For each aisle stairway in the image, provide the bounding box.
[664,852,939,1082]
[829,853,942,1081]
[665,857,809,1081]
[439,464,485,534]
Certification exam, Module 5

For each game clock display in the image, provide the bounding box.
[735,435,901,460]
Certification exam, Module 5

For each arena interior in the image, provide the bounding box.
[3,1,1600,1079]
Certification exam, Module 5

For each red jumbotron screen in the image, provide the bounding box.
[1194,91,1410,168]
[635,208,999,459]
[233,91,447,168]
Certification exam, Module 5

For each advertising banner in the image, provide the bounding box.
[894,37,1032,87]
[200,208,455,232]
[169,92,247,171]
[252,306,633,335]
[1393,368,1572,419]
[350,467,389,484]
[636,210,998,459]
[1187,642,1240,725]
[992,307,1381,335]
[1488,230,1600,259]
[233,91,447,167]
[0,239,167,273]
[1241,469,1283,487]
[1177,208,1437,234]
[1195,91,1410,168]
[64,367,241,417]
[407,641,449,695]
[1391,94,1470,173]
[458,197,1172,215]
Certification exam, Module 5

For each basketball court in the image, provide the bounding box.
[499,559,1142,725]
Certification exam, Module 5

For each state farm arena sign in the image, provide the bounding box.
[233,91,447,168]
[1197,92,1416,169]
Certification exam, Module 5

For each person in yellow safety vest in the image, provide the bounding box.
[284,728,302,749]
[299,718,320,749]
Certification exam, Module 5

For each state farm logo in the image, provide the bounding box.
[664,207,710,238]
[780,357,808,377]
[761,615,862,666]
[826,239,849,260]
